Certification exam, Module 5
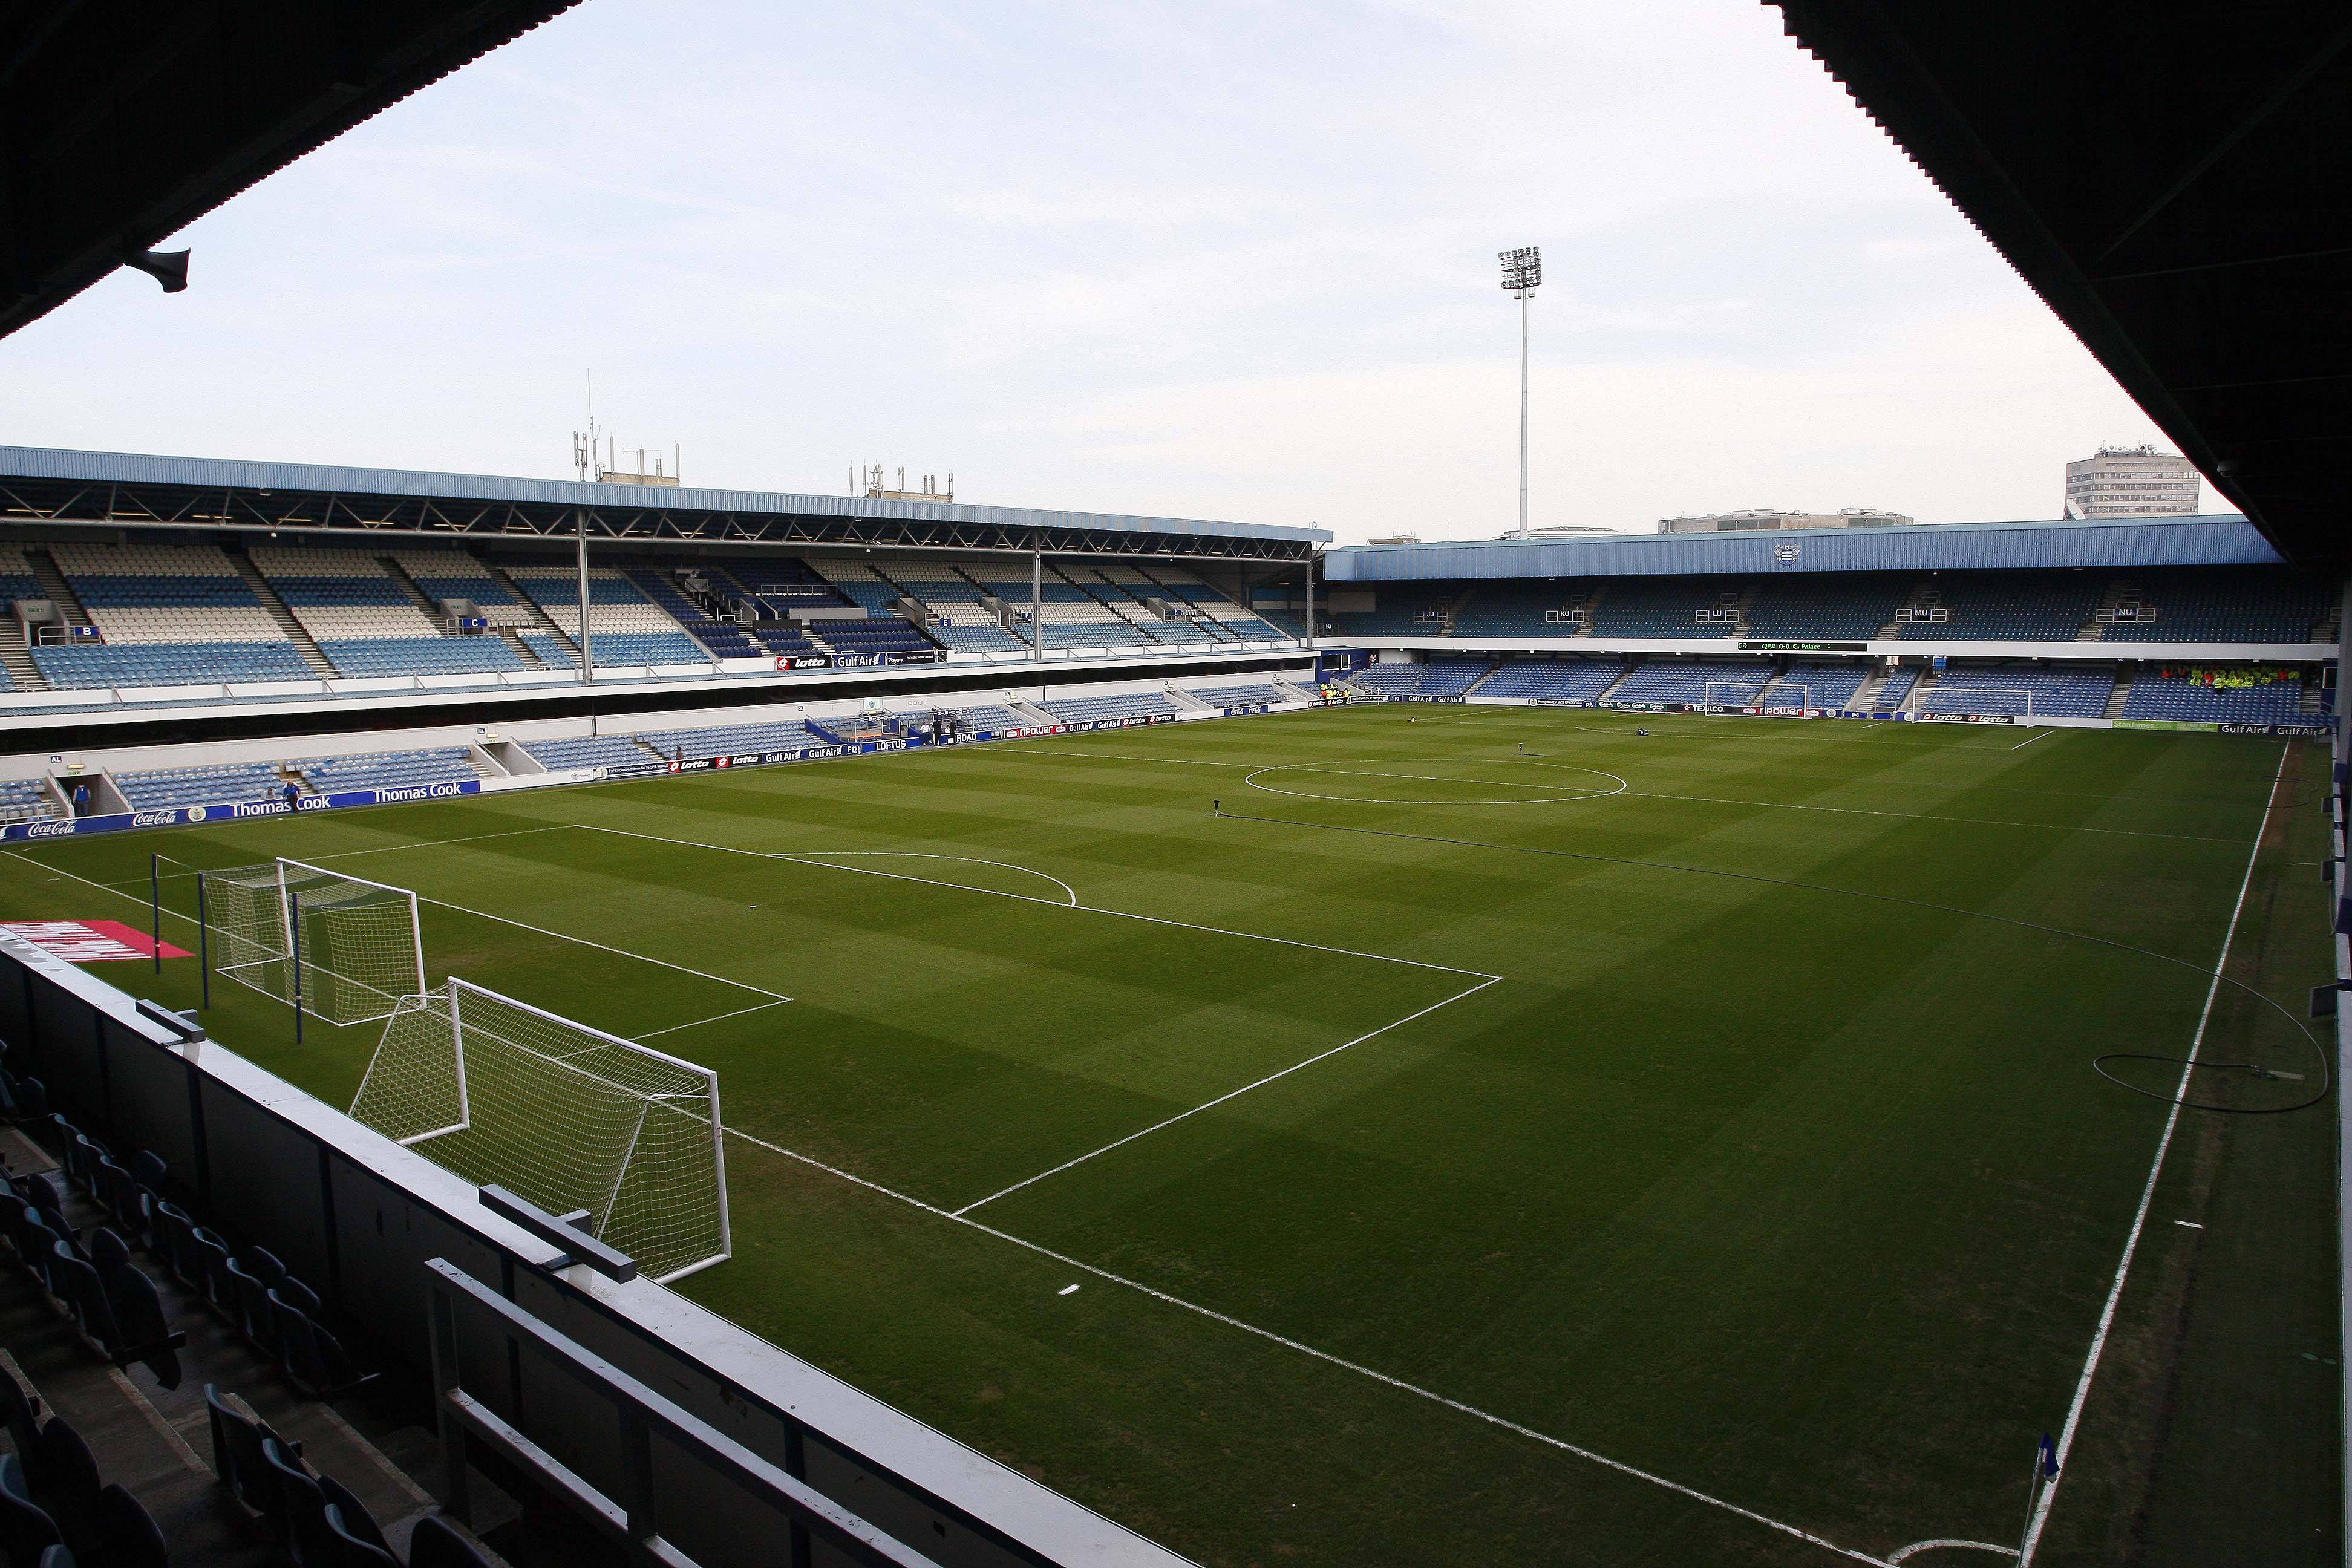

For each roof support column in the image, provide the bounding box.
[1031,541,1042,661]
[1302,550,1316,649]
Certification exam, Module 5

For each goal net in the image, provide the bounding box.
[1926,684,2036,720]
[351,978,731,1282]
[201,859,424,1026]
[1704,679,1793,711]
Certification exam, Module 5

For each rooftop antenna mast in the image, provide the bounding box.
[1500,246,1542,539]
[572,370,604,482]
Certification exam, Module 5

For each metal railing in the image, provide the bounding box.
[425,1258,943,1568]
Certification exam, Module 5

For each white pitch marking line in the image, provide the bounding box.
[774,851,1079,907]
[2172,1220,2204,1229]
[1888,1540,2017,1563]
[16,849,792,1007]
[2019,742,2289,1565]
[2011,728,2059,751]
[633,998,793,1040]
[715,1120,1892,1567]
[577,824,1495,980]
[952,975,1503,1217]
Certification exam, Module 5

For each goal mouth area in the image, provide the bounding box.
[198,859,426,1028]
[351,979,731,1284]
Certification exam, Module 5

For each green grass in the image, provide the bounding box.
[2,705,2337,1566]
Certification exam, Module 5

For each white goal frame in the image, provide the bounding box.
[202,858,425,1027]
[1704,679,1804,712]
[1927,684,2037,720]
[352,977,733,1282]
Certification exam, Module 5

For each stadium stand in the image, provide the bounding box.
[1895,573,2102,641]
[1477,657,1627,702]
[394,549,525,610]
[624,568,762,659]
[2118,667,2310,724]
[1451,580,1600,639]
[1742,575,1913,641]
[1135,566,1287,640]
[1326,583,1460,638]
[1588,577,1746,638]
[1608,659,1777,705]
[1921,664,2116,718]
[34,541,316,689]
[1764,661,1869,708]
[809,615,939,659]
[113,760,286,810]
[628,720,820,760]
[2097,567,2334,645]
[520,734,665,773]
[1874,667,1920,710]
[1040,691,1181,724]
[0,778,59,823]
[1350,656,1497,698]
[941,704,1034,731]
[863,561,1030,653]
[1184,682,1291,708]
[504,566,710,667]
[296,746,475,794]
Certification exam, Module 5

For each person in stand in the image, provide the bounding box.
[675,745,686,765]
[283,779,301,811]
[70,782,90,817]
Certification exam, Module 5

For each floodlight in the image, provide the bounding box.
[1500,246,1541,296]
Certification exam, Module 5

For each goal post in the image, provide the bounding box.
[198,858,424,1027]
[1927,685,2036,720]
[1704,679,1805,712]
[351,978,731,1282]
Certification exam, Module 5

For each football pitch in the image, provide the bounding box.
[2,705,2338,1566]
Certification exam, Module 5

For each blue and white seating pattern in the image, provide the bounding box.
[947,704,1033,731]
[626,570,759,658]
[521,735,665,772]
[1041,691,1180,724]
[1874,668,1919,709]
[298,747,475,793]
[1186,683,1289,708]
[114,761,286,810]
[1590,580,1745,638]
[2119,671,2308,724]
[0,778,59,822]
[629,721,818,760]
[1897,575,2101,641]
[1477,659,1626,701]
[2100,569,2332,645]
[1607,660,1775,705]
[1743,576,1912,641]
[1764,662,1869,708]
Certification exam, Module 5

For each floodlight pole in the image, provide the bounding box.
[1500,246,1543,540]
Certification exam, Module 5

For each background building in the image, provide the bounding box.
[1658,507,1912,534]
[2064,445,2201,518]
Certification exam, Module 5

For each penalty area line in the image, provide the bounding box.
[951,975,1503,1216]
[2017,743,2290,1564]
[717,1120,1894,1567]
[634,998,793,1040]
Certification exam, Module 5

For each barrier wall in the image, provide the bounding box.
[0,933,1189,1568]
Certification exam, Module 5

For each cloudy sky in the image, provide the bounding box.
[2,1,2194,543]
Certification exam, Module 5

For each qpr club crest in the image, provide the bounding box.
[186,806,207,822]
[1774,543,1801,563]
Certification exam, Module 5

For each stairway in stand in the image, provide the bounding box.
[225,547,337,678]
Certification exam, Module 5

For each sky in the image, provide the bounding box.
[1,1,2198,544]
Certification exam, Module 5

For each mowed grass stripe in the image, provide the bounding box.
[0,708,2317,1567]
